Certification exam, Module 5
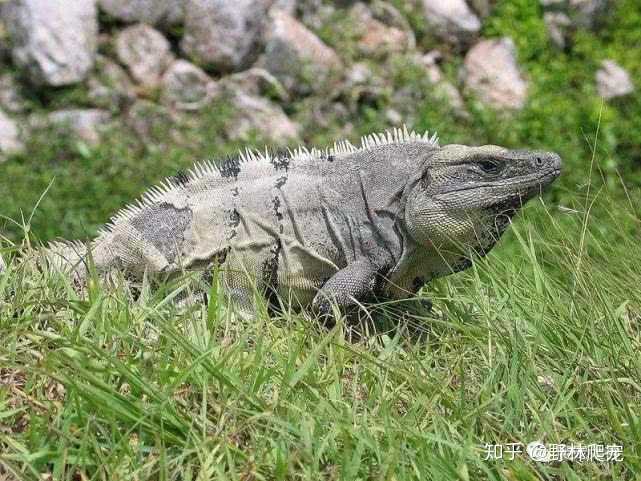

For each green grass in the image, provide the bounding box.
[2,186,641,480]
[2,0,641,478]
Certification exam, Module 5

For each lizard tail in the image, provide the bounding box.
[43,240,90,282]
[0,241,89,284]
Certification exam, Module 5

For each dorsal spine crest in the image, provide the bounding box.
[99,125,439,233]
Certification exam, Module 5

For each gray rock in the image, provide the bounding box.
[98,0,183,26]
[46,109,112,145]
[462,37,528,110]
[596,60,634,100]
[468,0,495,18]
[434,81,468,114]
[385,108,403,126]
[217,79,299,143]
[181,0,271,73]
[421,0,481,47]
[0,74,26,113]
[346,62,375,86]
[343,62,385,109]
[569,0,609,28]
[349,3,414,57]
[161,59,218,111]
[126,99,174,144]
[164,0,184,25]
[226,90,300,144]
[115,24,173,88]
[87,55,137,111]
[261,9,343,96]
[540,0,610,46]
[1,0,98,86]
[419,51,468,116]
[0,18,10,63]
[0,108,23,158]
[272,0,297,13]
[370,0,415,32]
[297,0,337,30]
[302,99,352,132]
[544,12,571,48]
[419,50,445,84]
[221,68,289,101]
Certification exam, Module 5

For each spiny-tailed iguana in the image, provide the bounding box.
[2,127,561,319]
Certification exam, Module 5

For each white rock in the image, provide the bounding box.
[262,9,343,95]
[462,37,528,110]
[161,59,217,111]
[0,108,23,158]
[421,0,481,47]
[225,89,299,144]
[181,0,271,73]
[47,109,112,145]
[115,24,173,88]
[99,0,183,26]
[596,60,634,100]
[1,0,98,86]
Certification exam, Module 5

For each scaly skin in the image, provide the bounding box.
[3,127,562,319]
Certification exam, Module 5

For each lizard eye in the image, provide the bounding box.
[478,160,502,175]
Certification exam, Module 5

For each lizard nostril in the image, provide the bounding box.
[535,156,543,166]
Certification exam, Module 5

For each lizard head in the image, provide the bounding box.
[404,144,562,258]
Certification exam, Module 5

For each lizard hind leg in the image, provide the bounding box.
[219,267,265,321]
[225,287,261,321]
[42,240,91,287]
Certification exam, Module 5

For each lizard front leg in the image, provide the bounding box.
[312,258,387,324]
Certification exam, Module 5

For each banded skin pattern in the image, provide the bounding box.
[10,127,561,319]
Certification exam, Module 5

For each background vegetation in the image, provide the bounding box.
[1,0,641,479]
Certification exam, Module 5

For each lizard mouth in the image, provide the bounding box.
[494,166,560,207]
[435,165,561,200]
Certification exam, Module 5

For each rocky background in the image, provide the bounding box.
[0,0,638,241]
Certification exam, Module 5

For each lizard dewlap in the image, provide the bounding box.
[13,127,562,319]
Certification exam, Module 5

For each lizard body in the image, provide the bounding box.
[4,127,562,318]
